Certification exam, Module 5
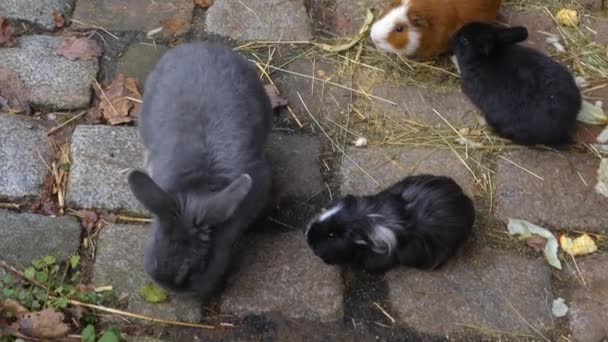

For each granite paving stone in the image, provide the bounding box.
[0,35,99,110]
[116,43,169,85]
[0,0,73,30]
[0,114,51,199]
[495,150,608,234]
[332,0,386,36]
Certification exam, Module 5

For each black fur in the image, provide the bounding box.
[127,42,273,299]
[453,23,581,146]
[305,175,475,274]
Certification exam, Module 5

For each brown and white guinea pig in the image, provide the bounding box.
[370,0,502,58]
[304,175,475,274]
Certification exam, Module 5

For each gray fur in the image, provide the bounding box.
[127,42,273,299]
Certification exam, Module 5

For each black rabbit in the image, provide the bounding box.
[452,22,581,146]
[305,175,474,273]
[127,42,273,299]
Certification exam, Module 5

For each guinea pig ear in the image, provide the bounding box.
[206,174,252,223]
[410,14,429,28]
[496,27,528,45]
[127,170,175,218]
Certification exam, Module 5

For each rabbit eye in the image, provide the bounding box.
[394,25,405,33]
[328,232,336,239]
[461,37,470,46]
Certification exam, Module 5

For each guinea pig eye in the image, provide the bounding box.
[460,37,470,46]
[328,232,336,239]
[395,25,404,33]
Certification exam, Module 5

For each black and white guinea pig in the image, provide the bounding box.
[304,175,475,273]
[452,23,581,146]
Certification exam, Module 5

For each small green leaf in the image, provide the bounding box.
[24,267,36,279]
[70,255,81,269]
[31,300,41,310]
[98,329,119,342]
[32,258,45,269]
[81,324,96,342]
[35,271,48,283]
[42,255,56,266]
[52,297,69,309]
[2,273,15,286]
[139,283,168,303]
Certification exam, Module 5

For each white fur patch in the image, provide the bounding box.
[318,204,343,222]
[370,0,421,56]
[451,55,461,74]
[369,224,398,255]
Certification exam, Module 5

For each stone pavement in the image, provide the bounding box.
[1,0,607,341]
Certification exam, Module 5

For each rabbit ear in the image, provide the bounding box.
[207,174,252,223]
[127,170,175,217]
[496,27,528,45]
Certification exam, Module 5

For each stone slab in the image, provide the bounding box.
[92,224,201,322]
[0,114,50,199]
[565,254,608,342]
[0,210,80,268]
[340,147,476,197]
[495,150,608,234]
[0,35,99,110]
[266,134,323,201]
[274,59,351,125]
[66,125,146,214]
[116,43,169,85]
[385,248,554,336]
[584,17,608,45]
[372,86,479,128]
[0,0,73,30]
[332,0,386,36]
[206,0,312,41]
[72,0,194,32]
[220,230,343,322]
[501,8,558,54]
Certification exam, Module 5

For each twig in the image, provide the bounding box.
[67,300,217,330]
[373,302,396,324]
[498,155,545,181]
[93,79,120,118]
[501,294,551,342]
[570,254,587,287]
[0,259,47,289]
[70,19,119,40]
[47,111,86,136]
[0,202,21,210]
[115,214,152,223]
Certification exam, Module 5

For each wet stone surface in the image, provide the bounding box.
[501,8,559,54]
[565,254,608,342]
[66,125,146,214]
[220,229,343,322]
[116,43,169,85]
[372,85,480,128]
[72,0,194,32]
[385,248,554,336]
[495,149,608,234]
[206,0,312,41]
[340,147,476,197]
[0,35,99,110]
[0,0,73,30]
[0,114,51,199]
[92,224,202,322]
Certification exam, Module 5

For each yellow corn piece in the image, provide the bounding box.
[560,234,598,256]
[556,9,578,27]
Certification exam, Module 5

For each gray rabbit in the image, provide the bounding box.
[127,42,273,299]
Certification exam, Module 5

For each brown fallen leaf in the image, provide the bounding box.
[525,235,547,253]
[95,74,142,125]
[194,0,214,9]
[0,68,31,115]
[160,17,190,36]
[80,210,98,234]
[52,10,65,28]
[0,17,15,47]
[17,309,70,339]
[264,84,288,110]
[56,37,102,61]
[2,299,29,319]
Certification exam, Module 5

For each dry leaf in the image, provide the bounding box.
[2,299,29,319]
[56,37,102,61]
[194,0,214,9]
[95,74,142,125]
[552,298,569,317]
[17,309,70,339]
[0,17,15,47]
[52,10,65,28]
[0,68,31,114]
[160,17,190,36]
[525,235,547,253]
[80,210,98,233]
[507,219,562,269]
[596,158,608,198]
[264,84,288,110]
[556,9,578,27]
